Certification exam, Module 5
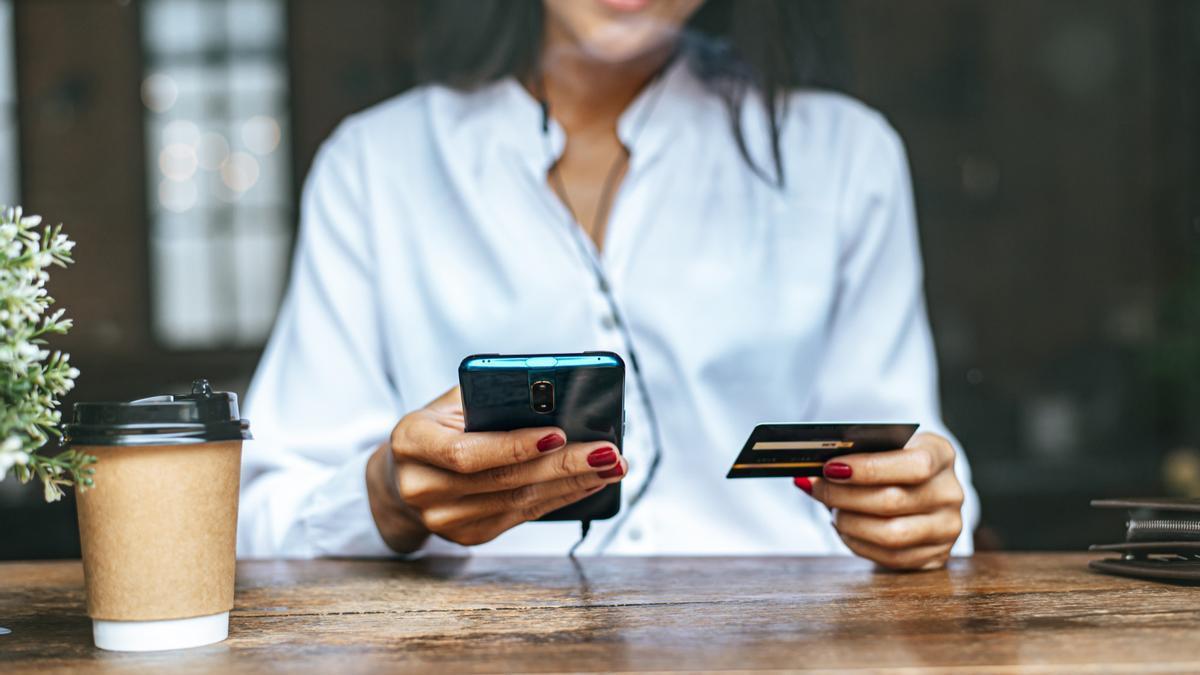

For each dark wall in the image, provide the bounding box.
[842,0,1200,548]
[287,0,421,189]
[2,0,1197,558]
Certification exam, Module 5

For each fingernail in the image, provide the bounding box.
[824,462,852,480]
[587,447,618,467]
[793,477,813,494]
[537,433,566,452]
[597,463,625,479]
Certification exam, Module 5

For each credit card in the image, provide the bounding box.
[725,423,918,479]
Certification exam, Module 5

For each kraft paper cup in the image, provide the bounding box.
[65,380,251,652]
[75,441,242,651]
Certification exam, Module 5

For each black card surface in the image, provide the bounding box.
[725,423,918,479]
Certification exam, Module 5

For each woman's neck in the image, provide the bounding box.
[536,18,677,134]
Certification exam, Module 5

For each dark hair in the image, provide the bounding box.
[418,0,845,187]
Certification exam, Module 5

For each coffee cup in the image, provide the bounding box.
[64,379,251,652]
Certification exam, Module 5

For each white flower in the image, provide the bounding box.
[0,437,30,480]
[44,480,63,502]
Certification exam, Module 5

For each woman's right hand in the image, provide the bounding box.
[366,387,627,553]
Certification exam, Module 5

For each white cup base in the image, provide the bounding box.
[92,611,229,652]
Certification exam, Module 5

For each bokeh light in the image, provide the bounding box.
[220,151,260,193]
[242,115,281,156]
[159,142,198,182]
[141,73,178,113]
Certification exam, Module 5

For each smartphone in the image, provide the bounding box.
[458,352,624,522]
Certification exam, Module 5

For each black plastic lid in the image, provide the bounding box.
[63,379,252,447]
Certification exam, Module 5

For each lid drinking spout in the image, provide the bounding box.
[191,379,214,398]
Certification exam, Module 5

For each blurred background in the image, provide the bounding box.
[1,0,1197,559]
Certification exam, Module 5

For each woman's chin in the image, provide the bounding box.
[571,23,679,65]
[542,0,701,66]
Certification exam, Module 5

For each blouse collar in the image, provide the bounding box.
[483,55,706,178]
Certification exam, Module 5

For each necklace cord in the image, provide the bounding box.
[539,65,672,554]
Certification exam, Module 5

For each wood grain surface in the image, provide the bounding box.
[1,553,1198,674]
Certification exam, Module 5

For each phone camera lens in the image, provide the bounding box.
[530,380,555,414]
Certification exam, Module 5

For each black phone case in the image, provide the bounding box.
[458,352,624,521]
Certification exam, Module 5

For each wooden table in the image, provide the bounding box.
[1,553,1198,673]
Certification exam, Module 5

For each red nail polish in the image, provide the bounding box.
[597,464,625,479]
[587,447,618,467]
[793,477,813,494]
[537,433,565,452]
[824,462,852,480]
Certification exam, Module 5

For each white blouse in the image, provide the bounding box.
[237,58,980,558]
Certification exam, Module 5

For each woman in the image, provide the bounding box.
[238,0,979,569]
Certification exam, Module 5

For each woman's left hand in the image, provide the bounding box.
[794,432,965,571]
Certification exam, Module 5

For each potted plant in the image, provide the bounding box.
[0,206,92,501]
